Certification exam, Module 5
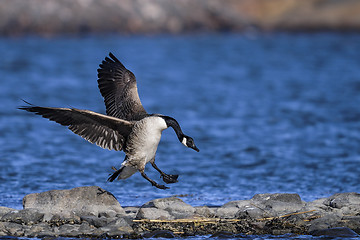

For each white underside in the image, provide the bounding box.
[118,116,168,179]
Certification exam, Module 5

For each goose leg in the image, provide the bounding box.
[151,162,179,184]
[140,170,169,190]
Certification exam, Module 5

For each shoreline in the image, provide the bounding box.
[2,0,360,36]
[0,186,359,238]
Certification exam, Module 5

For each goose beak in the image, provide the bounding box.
[192,145,200,152]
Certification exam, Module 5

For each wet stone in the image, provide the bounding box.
[78,221,95,233]
[25,222,53,238]
[23,186,125,218]
[1,208,44,225]
[217,193,306,220]
[210,231,235,238]
[307,213,343,233]
[141,197,195,219]
[80,215,115,228]
[0,207,16,218]
[250,193,305,216]
[98,209,118,218]
[302,197,330,212]
[143,230,175,238]
[323,192,360,209]
[341,216,360,233]
[252,193,303,204]
[221,200,252,209]
[311,227,360,237]
[136,207,173,220]
[57,224,82,237]
[323,192,360,215]
[215,207,239,219]
[123,206,140,218]
[94,217,134,236]
[217,200,252,218]
[236,207,266,220]
[0,221,28,237]
[48,214,80,226]
[195,206,215,218]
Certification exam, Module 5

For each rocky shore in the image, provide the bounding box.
[0,186,359,238]
[2,0,360,36]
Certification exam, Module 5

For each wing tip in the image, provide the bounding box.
[21,99,33,105]
[108,52,120,63]
[97,52,124,70]
[18,99,34,111]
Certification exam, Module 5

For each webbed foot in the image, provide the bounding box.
[152,182,170,190]
[161,174,179,184]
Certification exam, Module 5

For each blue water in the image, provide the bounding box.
[1,33,360,215]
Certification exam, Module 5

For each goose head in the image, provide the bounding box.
[181,135,199,152]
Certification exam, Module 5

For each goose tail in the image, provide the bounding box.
[108,165,137,182]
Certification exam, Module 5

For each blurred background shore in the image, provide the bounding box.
[1,0,360,36]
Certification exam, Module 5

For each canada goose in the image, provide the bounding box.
[19,52,199,189]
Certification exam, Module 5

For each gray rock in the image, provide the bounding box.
[236,207,267,220]
[57,224,82,237]
[140,197,195,219]
[1,208,44,225]
[42,212,55,222]
[216,200,253,219]
[222,200,252,209]
[324,192,360,208]
[78,221,95,234]
[250,193,305,216]
[252,193,303,204]
[311,227,359,237]
[48,213,80,226]
[323,192,360,215]
[217,193,305,219]
[24,222,53,238]
[136,207,173,220]
[0,207,17,218]
[0,221,27,237]
[307,213,343,233]
[98,209,118,218]
[302,197,329,212]
[215,207,239,219]
[341,216,360,234]
[143,230,175,238]
[194,206,215,218]
[302,193,360,219]
[80,215,115,228]
[123,206,139,219]
[93,217,134,237]
[210,231,234,238]
[105,230,132,238]
[23,186,124,218]
[104,217,133,232]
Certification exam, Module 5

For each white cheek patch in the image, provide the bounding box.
[182,137,187,146]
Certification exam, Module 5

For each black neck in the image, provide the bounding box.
[162,116,184,141]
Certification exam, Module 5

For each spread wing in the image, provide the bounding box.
[19,103,134,151]
[97,52,147,121]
